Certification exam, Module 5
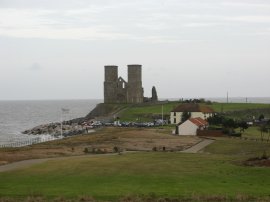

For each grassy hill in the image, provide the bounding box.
[117,101,270,121]
[0,138,270,201]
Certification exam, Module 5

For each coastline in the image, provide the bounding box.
[0,99,100,145]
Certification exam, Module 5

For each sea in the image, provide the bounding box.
[0,99,100,145]
[0,97,270,146]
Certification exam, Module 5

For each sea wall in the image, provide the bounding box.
[22,122,89,136]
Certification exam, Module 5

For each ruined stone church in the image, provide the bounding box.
[104,64,157,104]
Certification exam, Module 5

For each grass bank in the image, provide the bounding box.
[0,127,200,164]
[118,102,270,121]
[0,139,270,200]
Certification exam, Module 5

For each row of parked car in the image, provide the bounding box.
[81,119,168,128]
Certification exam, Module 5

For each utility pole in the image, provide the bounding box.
[227,91,229,103]
[60,110,63,138]
[162,104,164,127]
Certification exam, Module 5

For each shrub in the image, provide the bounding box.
[229,132,242,137]
[113,146,119,153]
[262,151,268,159]
[96,148,102,154]
[83,148,89,153]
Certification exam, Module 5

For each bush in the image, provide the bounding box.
[223,118,237,128]
[229,132,242,137]
[113,146,119,153]
[96,148,103,154]
[83,148,89,154]
[262,151,268,159]
[259,114,265,121]
[152,147,157,151]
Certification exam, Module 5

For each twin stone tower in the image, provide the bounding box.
[104,64,158,104]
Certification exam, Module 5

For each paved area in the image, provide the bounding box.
[181,139,215,153]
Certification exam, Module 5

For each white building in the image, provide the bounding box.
[176,117,208,136]
[170,103,214,124]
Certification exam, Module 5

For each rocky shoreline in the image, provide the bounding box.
[22,103,123,137]
[22,118,99,137]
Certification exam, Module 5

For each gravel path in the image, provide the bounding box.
[181,139,215,153]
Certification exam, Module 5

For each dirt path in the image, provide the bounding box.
[0,158,48,172]
[181,139,215,153]
[0,152,133,173]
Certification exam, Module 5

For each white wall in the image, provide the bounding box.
[178,120,198,135]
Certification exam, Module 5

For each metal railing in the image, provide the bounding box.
[0,135,63,148]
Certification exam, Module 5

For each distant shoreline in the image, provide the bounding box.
[1,97,270,104]
[161,97,270,104]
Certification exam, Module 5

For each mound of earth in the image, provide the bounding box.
[244,157,270,167]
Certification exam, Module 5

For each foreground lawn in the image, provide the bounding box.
[0,139,270,201]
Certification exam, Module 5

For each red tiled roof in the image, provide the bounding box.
[171,103,214,113]
[189,117,208,127]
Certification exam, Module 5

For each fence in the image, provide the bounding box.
[197,130,225,137]
[0,135,63,148]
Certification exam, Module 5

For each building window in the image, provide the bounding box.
[174,118,176,124]
[174,112,176,116]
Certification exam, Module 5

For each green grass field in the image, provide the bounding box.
[118,102,270,121]
[119,102,178,121]
[210,103,270,113]
[1,138,270,201]
[240,127,270,142]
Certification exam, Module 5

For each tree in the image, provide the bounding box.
[181,111,191,122]
[258,121,270,142]
[223,118,237,128]
[238,121,249,132]
[222,118,237,134]
[259,114,265,121]
[267,120,270,142]
[259,125,267,141]
[207,114,224,125]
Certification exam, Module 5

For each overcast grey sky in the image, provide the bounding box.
[0,0,270,100]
